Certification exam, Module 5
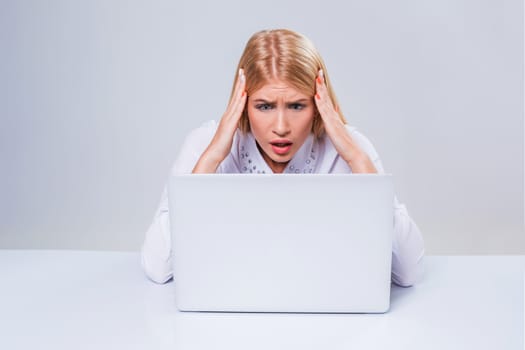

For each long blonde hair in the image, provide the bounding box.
[231,29,346,138]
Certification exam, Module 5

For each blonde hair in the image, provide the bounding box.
[231,29,347,138]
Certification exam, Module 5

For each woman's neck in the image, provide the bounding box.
[256,142,288,173]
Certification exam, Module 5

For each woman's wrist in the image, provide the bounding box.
[192,147,225,173]
[347,150,377,174]
[322,120,377,174]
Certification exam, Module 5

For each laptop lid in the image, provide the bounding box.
[168,174,393,313]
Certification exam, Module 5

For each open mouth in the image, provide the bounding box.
[270,141,293,155]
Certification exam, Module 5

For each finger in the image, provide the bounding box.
[230,72,247,116]
[231,90,247,120]
[316,69,340,117]
[237,69,246,97]
[315,72,332,114]
[237,68,246,94]
[315,70,330,101]
[223,70,247,125]
[317,69,325,84]
[228,68,246,110]
[231,73,246,115]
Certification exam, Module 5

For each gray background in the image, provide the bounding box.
[1,0,523,254]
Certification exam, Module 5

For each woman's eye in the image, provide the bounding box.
[289,103,305,110]
[255,104,272,111]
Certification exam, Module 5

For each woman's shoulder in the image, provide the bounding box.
[172,120,243,174]
[184,120,219,144]
[171,120,220,174]
[183,120,242,150]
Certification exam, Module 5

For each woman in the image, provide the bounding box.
[142,29,425,286]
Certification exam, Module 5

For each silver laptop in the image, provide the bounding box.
[168,174,393,313]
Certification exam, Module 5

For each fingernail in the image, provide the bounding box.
[242,91,246,97]
[316,76,322,84]
[315,93,320,99]
[319,69,324,78]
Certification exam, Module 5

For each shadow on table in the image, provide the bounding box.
[389,283,417,312]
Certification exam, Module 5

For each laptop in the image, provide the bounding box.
[168,174,393,313]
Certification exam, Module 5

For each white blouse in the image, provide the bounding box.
[141,120,425,287]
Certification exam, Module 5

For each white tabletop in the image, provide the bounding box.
[0,250,523,349]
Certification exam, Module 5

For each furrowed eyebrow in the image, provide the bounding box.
[252,99,275,104]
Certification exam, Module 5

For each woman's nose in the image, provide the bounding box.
[272,109,291,137]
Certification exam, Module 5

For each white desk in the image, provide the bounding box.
[0,251,523,349]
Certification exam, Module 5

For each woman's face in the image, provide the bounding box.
[247,79,315,173]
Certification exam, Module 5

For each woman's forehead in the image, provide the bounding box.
[250,79,310,99]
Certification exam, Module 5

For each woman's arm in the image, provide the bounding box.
[193,69,247,173]
[143,70,246,282]
[141,187,172,283]
[315,70,425,287]
[141,122,218,283]
[314,70,377,174]
[346,127,425,287]
[391,198,425,287]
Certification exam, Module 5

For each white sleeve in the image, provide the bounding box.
[141,186,172,283]
[141,121,217,283]
[390,197,425,287]
[347,127,425,287]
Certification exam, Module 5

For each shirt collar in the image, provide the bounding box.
[238,132,318,174]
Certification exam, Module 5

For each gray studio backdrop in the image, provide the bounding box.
[1,0,523,254]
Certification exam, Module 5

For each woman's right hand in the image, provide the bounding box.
[192,69,247,173]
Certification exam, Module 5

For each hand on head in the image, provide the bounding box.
[314,69,340,124]
[314,69,376,173]
[192,69,247,173]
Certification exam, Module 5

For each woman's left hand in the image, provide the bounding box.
[314,69,377,174]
